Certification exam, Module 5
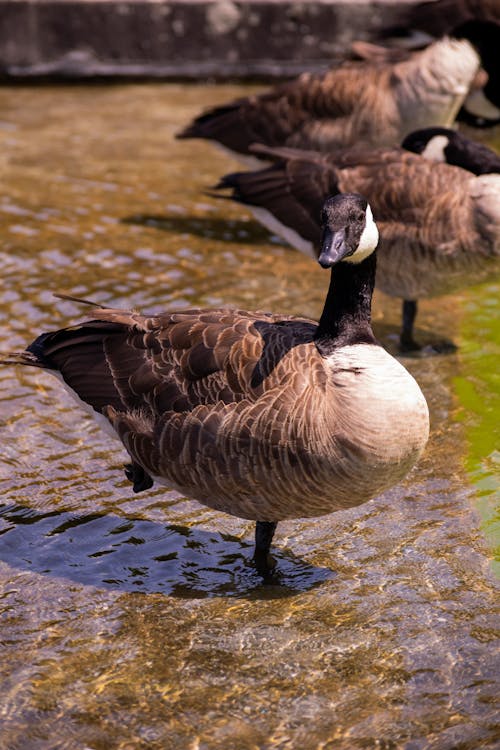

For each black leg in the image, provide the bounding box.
[400,299,457,356]
[253,521,278,578]
[400,299,420,352]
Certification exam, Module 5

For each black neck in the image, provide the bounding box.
[314,252,378,355]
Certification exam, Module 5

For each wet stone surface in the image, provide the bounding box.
[0,84,499,749]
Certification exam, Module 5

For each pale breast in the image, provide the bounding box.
[324,345,429,467]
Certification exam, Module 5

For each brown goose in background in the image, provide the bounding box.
[350,19,500,128]
[214,136,500,352]
[177,37,480,164]
[1,194,429,579]
[406,5,500,126]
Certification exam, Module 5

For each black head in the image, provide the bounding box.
[401,127,454,158]
[318,193,379,269]
[402,127,500,175]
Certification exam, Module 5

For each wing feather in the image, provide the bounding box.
[30,308,318,421]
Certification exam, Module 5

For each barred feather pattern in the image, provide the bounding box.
[18,307,428,522]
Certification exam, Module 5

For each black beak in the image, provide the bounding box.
[318,227,350,268]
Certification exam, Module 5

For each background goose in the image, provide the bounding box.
[1,194,429,578]
[214,141,500,352]
[350,20,500,128]
[176,37,480,164]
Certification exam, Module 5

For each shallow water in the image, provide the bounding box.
[0,84,499,749]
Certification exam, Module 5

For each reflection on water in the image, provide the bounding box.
[0,502,333,598]
[0,84,499,749]
[122,213,274,245]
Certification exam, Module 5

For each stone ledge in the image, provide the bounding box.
[0,0,495,79]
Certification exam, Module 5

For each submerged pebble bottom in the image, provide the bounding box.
[0,86,498,749]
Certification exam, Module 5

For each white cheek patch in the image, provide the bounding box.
[421,134,449,163]
[345,204,379,264]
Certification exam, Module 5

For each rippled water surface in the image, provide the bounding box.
[0,85,499,749]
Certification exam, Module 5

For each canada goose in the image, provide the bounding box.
[214,142,500,352]
[176,37,480,164]
[1,194,429,578]
[401,127,500,175]
[409,15,500,127]
[350,22,500,129]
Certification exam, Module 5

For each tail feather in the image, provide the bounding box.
[0,349,50,369]
[176,101,245,143]
[53,292,109,309]
[0,294,123,370]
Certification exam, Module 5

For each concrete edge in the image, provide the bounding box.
[0,0,491,80]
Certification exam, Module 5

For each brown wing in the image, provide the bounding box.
[177,63,388,155]
[215,147,341,244]
[31,308,318,417]
[335,149,476,240]
[105,334,326,503]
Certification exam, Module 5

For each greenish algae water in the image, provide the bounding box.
[450,125,500,577]
[0,84,499,750]
[455,279,500,575]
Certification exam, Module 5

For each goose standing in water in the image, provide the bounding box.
[177,37,481,164]
[215,138,500,352]
[1,195,429,578]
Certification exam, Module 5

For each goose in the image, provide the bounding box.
[401,127,500,175]
[350,20,500,129]
[419,17,500,127]
[214,141,500,352]
[1,194,429,578]
[176,36,481,164]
